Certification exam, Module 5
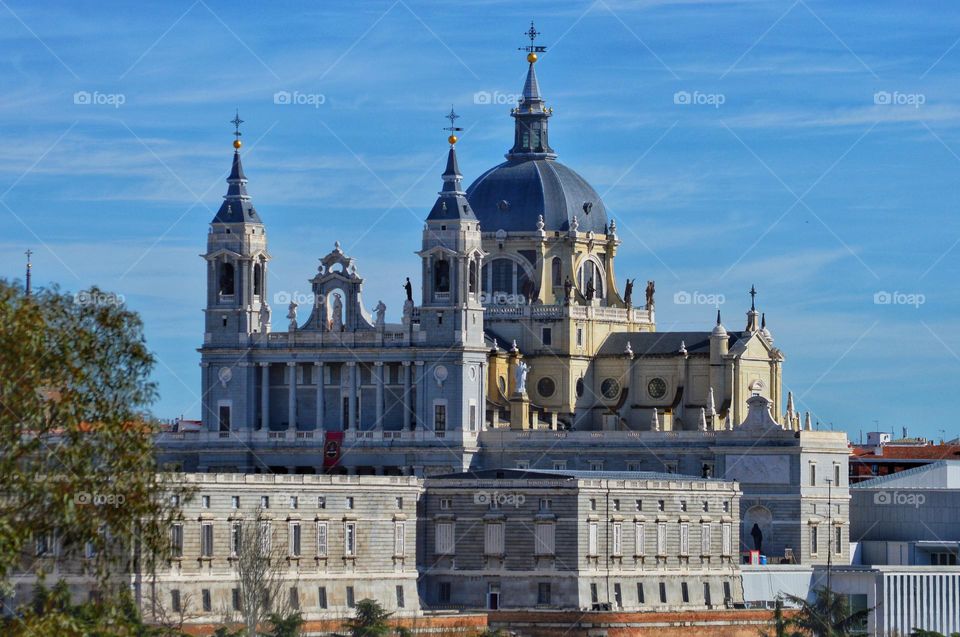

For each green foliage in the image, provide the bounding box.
[759,596,802,637]
[783,586,871,637]
[266,610,304,637]
[909,630,960,637]
[0,281,191,588]
[343,598,394,637]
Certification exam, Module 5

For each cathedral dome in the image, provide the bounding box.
[466,158,608,233]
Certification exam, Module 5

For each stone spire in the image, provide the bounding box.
[785,391,795,428]
[507,22,556,161]
[804,411,813,431]
[427,108,476,222]
[213,112,260,224]
[699,408,708,431]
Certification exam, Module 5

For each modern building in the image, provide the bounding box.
[850,441,960,484]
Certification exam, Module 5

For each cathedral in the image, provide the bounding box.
[158,35,850,567]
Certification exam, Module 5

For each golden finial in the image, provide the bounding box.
[448,135,458,145]
[443,106,462,147]
[230,110,244,150]
[519,21,546,62]
[527,52,538,64]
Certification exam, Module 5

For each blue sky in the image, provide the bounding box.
[2,0,959,442]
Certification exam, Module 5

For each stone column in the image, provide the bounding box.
[402,362,412,431]
[314,362,325,431]
[413,361,424,431]
[347,362,357,430]
[260,363,270,431]
[287,362,297,431]
[374,361,384,429]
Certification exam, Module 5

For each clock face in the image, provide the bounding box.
[648,377,667,399]
[601,378,621,400]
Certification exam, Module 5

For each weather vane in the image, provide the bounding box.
[443,105,463,145]
[231,109,244,149]
[519,20,547,55]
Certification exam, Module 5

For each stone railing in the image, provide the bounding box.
[483,304,652,325]
[264,329,411,348]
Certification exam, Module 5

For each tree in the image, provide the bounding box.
[343,598,393,637]
[0,281,191,630]
[265,611,304,637]
[759,596,802,637]
[231,513,296,636]
[784,587,871,637]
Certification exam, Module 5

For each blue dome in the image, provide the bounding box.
[465,158,608,234]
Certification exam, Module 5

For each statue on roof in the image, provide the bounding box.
[645,280,655,310]
[374,300,386,328]
[515,360,531,395]
[563,276,573,304]
[624,278,635,306]
[403,277,413,302]
[287,301,298,331]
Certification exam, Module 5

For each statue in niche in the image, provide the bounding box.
[645,280,656,310]
[751,523,763,553]
[259,303,271,331]
[514,360,531,395]
[563,276,573,304]
[624,278,635,306]
[585,279,595,302]
[374,300,386,328]
[332,293,344,332]
[287,301,298,331]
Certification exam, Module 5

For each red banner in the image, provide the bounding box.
[323,431,343,469]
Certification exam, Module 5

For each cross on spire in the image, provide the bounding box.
[519,20,547,54]
[230,109,244,143]
[443,106,462,133]
[749,284,757,310]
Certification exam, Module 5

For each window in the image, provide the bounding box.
[834,526,842,555]
[723,500,730,513]
[810,463,817,486]
[289,522,301,557]
[231,495,240,509]
[201,523,214,557]
[552,460,567,471]
[438,582,451,604]
[701,524,712,555]
[346,496,354,510]
[635,499,642,511]
[723,582,732,603]
[394,522,405,556]
[656,523,666,556]
[538,582,551,605]
[433,259,450,293]
[231,521,242,556]
[218,262,235,295]
[657,499,665,511]
[539,498,552,511]
[702,501,709,512]
[535,523,555,556]
[232,588,241,611]
[590,583,599,604]
[316,522,328,556]
[346,586,356,608]
[34,532,53,557]
[395,496,403,510]
[680,523,689,556]
[659,582,667,604]
[433,403,447,432]
[577,259,604,299]
[589,498,597,511]
[259,521,272,554]
[834,464,841,486]
[171,589,181,613]
[440,497,452,510]
[810,525,819,555]
[202,589,212,612]
[260,496,270,509]
[722,523,732,556]
[613,583,622,608]
[317,496,326,509]
[515,460,530,470]
[317,586,327,609]
[551,257,562,287]
[171,523,183,558]
[253,263,262,297]
[290,496,298,509]
[485,522,505,555]
[576,327,584,347]
[201,495,210,509]
[680,500,687,512]
[541,327,552,346]
[634,523,645,556]
[344,522,356,557]
[469,260,477,294]
[436,522,454,555]
[590,461,603,471]
[637,582,645,604]
[469,402,477,431]
[704,582,712,606]
[171,494,180,507]
[681,582,690,603]
[588,522,599,556]
[613,499,621,511]
[612,523,623,556]
[218,404,231,432]
[396,585,405,608]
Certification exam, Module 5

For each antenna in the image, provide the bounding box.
[24,249,33,296]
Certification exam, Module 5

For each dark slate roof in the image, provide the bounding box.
[213,151,261,224]
[597,331,746,357]
[426,147,477,222]
[466,158,608,233]
[429,468,725,483]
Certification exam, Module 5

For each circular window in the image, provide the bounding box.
[648,377,667,399]
[537,377,556,398]
[601,378,621,400]
[575,378,585,398]
[497,199,510,212]
[498,376,507,394]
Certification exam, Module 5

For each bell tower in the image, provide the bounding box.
[202,112,271,346]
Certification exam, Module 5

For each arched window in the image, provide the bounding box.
[253,263,262,297]
[468,260,477,294]
[551,257,562,287]
[219,262,235,296]
[481,257,536,301]
[490,259,513,294]
[577,259,604,299]
[434,259,450,293]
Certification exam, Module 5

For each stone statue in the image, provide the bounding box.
[374,300,386,328]
[624,278,635,306]
[332,293,344,332]
[585,279,595,302]
[521,278,535,304]
[259,303,271,331]
[750,523,763,553]
[287,301,298,331]
[403,277,413,302]
[563,276,573,304]
[514,360,530,395]
[645,280,655,310]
